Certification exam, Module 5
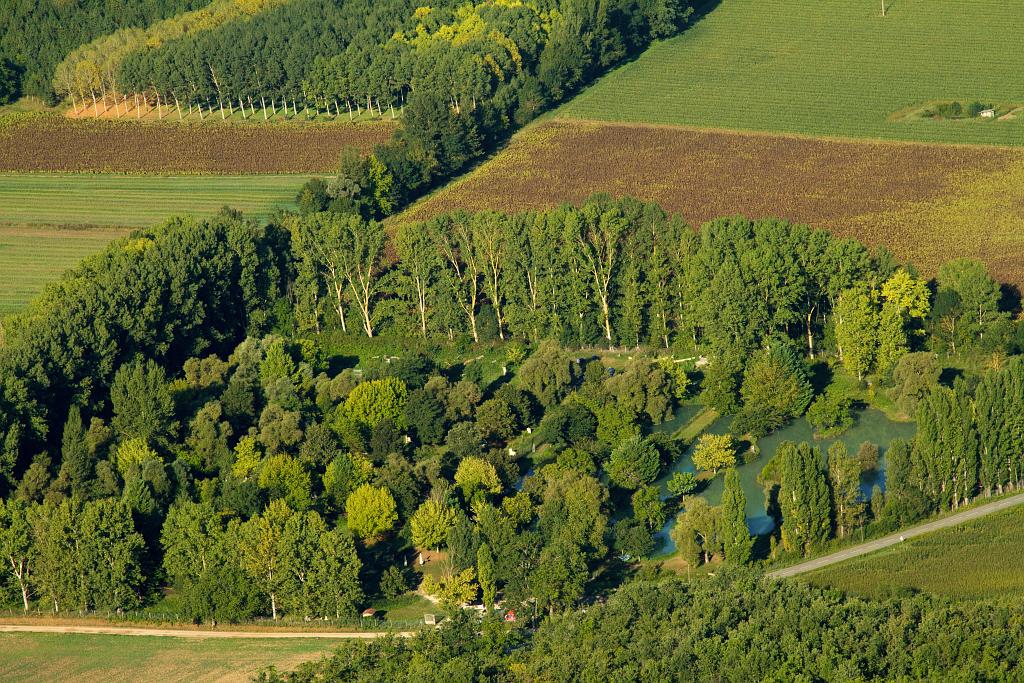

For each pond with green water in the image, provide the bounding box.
[652,408,916,553]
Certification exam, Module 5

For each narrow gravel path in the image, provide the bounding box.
[768,491,1024,579]
[0,624,414,639]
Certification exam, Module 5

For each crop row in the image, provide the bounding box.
[0,113,392,174]
[805,505,1024,600]
[399,118,1024,288]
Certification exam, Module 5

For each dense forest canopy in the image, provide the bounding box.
[0,198,1021,669]
[0,0,207,101]
[258,570,1024,682]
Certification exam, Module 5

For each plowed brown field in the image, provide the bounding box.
[401,119,1024,287]
[0,113,393,174]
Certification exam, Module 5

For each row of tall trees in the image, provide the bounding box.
[0,0,204,101]
[892,358,1024,515]
[289,199,919,364]
[107,0,691,116]
[52,0,292,115]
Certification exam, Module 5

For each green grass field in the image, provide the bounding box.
[804,505,1024,601]
[0,632,336,683]
[0,225,132,313]
[561,0,1024,145]
[0,174,306,227]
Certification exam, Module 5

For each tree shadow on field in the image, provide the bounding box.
[1000,283,1021,318]
[689,0,725,28]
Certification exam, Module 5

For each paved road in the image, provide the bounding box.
[0,624,414,639]
[768,491,1024,579]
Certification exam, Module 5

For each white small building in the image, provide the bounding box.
[980,108,996,118]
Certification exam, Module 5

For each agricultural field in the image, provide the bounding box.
[803,505,1024,601]
[0,113,392,174]
[0,174,306,227]
[399,119,1024,287]
[0,225,131,313]
[561,0,1024,146]
[0,632,335,683]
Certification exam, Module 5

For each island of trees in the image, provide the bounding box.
[0,196,1021,678]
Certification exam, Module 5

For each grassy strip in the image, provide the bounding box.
[0,225,132,313]
[0,632,336,683]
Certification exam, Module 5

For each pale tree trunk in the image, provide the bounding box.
[348,263,376,338]
[805,304,816,358]
[9,557,29,610]
[415,274,428,337]
[329,277,347,332]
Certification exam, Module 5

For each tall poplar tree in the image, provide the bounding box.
[720,468,752,565]
[778,442,830,556]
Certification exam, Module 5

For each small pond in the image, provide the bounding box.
[652,408,916,554]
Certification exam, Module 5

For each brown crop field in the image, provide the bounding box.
[400,119,1024,288]
[0,113,393,174]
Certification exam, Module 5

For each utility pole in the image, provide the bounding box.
[881,0,886,16]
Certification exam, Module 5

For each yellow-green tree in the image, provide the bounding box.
[691,433,735,475]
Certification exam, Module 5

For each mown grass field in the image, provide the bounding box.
[0,225,132,313]
[0,112,392,173]
[0,174,309,311]
[562,0,1024,146]
[804,505,1024,601]
[0,632,335,683]
[399,119,1024,287]
[0,174,305,226]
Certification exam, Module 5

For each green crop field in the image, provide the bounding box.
[0,225,132,313]
[0,174,307,227]
[0,632,335,683]
[561,0,1024,145]
[804,505,1024,601]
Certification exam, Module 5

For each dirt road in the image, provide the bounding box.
[767,491,1024,579]
[0,624,414,639]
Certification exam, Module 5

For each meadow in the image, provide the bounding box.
[0,112,392,174]
[803,505,1024,601]
[0,632,336,683]
[0,174,311,311]
[0,174,306,227]
[399,119,1024,287]
[561,0,1024,146]
[0,225,131,313]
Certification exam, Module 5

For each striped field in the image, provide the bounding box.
[561,0,1024,146]
[0,632,334,683]
[0,225,132,313]
[0,173,309,312]
[804,504,1024,601]
[0,174,306,227]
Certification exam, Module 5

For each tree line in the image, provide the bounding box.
[48,0,693,214]
[258,569,1024,682]
[54,0,402,118]
[1,200,1021,623]
[0,0,204,102]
